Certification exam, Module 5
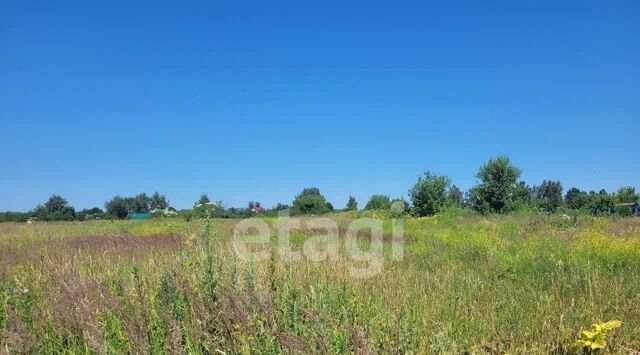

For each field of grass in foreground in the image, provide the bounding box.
[0,213,639,354]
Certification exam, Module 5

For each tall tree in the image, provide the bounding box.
[448,185,463,206]
[150,192,169,210]
[512,181,533,207]
[408,172,451,216]
[346,196,358,211]
[534,180,563,212]
[565,187,589,210]
[105,196,129,219]
[590,189,615,211]
[616,186,638,203]
[132,193,151,213]
[34,195,76,221]
[469,155,522,213]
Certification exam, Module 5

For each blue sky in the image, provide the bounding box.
[1,0,639,211]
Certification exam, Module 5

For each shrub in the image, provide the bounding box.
[408,172,451,216]
[291,188,331,215]
[364,195,391,211]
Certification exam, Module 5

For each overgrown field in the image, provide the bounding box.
[1,213,639,354]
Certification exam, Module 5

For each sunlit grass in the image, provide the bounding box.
[1,214,638,353]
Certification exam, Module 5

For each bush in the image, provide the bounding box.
[364,195,391,211]
[291,188,331,215]
[408,172,451,216]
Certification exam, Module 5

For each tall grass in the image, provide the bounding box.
[0,215,638,353]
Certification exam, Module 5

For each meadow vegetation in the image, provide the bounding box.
[1,212,639,354]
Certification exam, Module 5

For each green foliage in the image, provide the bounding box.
[196,193,210,206]
[105,196,129,219]
[291,187,331,215]
[102,311,131,353]
[150,192,169,210]
[534,180,563,212]
[448,185,463,206]
[511,181,533,210]
[390,198,410,216]
[590,190,615,211]
[0,216,639,352]
[615,186,638,203]
[346,196,358,211]
[566,187,590,210]
[131,193,151,213]
[569,320,622,353]
[0,282,6,329]
[105,192,168,219]
[469,155,522,213]
[0,212,30,223]
[75,207,105,221]
[364,194,391,210]
[33,195,76,221]
[193,201,225,218]
[409,172,451,216]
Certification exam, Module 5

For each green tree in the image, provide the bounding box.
[150,192,169,210]
[33,195,76,221]
[469,156,522,213]
[408,172,451,216]
[589,189,615,212]
[448,185,463,206]
[291,187,331,215]
[196,193,210,206]
[346,196,358,211]
[132,193,150,213]
[76,207,105,221]
[616,186,638,203]
[565,187,589,210]
[105,196,129,219]
[534,180,563,212]
[364,195,391,210]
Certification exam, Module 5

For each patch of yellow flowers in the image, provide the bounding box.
[569,320,622,353]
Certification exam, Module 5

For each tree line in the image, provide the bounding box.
[1,155,638,222]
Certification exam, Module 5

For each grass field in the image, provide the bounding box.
[1,213,639,354]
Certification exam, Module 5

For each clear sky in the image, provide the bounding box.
[1,0,639,211]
